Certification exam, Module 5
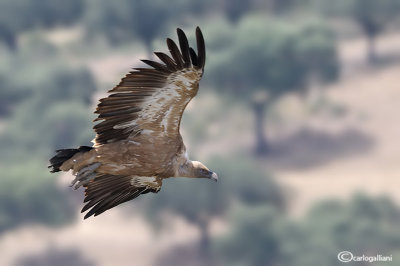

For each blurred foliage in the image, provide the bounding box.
[29,0,83,27]
[0,65,32,116]
[294,19,339,83]
[0,56,95,161]
[280,194,400,266]
[83,0,212,52]
[214,206,283,266]
[82,0,310,49]
[0,0,83,50]
[214,194,400,266]
[350,0,400,63]
[0,162,75,234]
[309,0,400,19]
[16,246,95,266]
[225,0,253,23]
[0,42,95,231]
[204,14,338,153]
[206,14,338,99]
[311,0,400,62]
[0,38,95,116]
[351,0,400,35]
[0,101,94,161]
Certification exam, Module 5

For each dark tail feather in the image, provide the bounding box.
[49,146,93,173]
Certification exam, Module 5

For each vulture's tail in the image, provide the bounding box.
[49,146,93,173]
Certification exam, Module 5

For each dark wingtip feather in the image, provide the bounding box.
[84,212,92,219]
[154,52,178,71]
[177,28,191,67]
[166,38,184,68]
[195,26,206,70]
[189,47,198,66]
[141,59,171,73]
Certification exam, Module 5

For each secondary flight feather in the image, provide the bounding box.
[49,27,217,219]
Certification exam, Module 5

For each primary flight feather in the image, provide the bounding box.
[49,27,217,219]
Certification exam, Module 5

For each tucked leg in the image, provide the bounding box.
[70,163,101,190]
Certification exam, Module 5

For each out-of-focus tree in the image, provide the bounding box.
[0,162,75,235]
[0,58,95,231]
[85,0,168,56]
[294,19,339,106]
[224,0,253,23]
[0,0,83,50]
[207,17,302,154]
[222,0,300,23]
[0,0,30,50]
[268,0,300,14]
[33,66,96,106]
[84,0,212,56]
[0,48,96,115]
[130,0,175,57]
[146,156,284,266]
[206,15,339,154]
[351,0,400,64]
[279,194,400,266]
[0,38,95,117]
[214,206,283,266]
[215,194,400,266]
[16,247,95,266]
[0,100,94,161]
[314,0,400,64]
[29,0,83,28]
[295,20,339,85]
[84,0,134,45]
[0,66,31,117]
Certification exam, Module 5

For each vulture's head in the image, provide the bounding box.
[191,161,218,182]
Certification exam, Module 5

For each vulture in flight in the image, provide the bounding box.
[49,27,217,219]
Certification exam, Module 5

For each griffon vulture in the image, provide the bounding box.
[49,27,217,219]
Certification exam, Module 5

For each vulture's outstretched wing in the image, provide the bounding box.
[82,173,162,219]
[93,27,206,146]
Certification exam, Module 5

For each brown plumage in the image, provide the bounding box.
[49,27,217,219]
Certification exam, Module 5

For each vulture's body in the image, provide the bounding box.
[49,27,217,219]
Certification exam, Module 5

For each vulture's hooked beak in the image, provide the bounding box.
[210,172,218,182]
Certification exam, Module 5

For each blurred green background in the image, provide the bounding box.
[1,0,400,265]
